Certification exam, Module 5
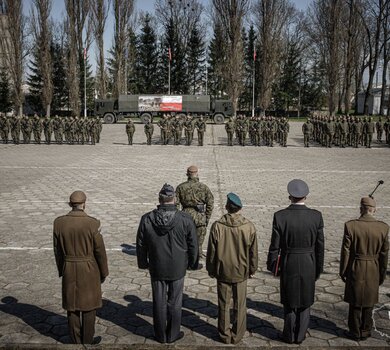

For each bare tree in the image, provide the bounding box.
[254,0,296,111]
[307,0,344,116]
[30,0,53,117]
[380,1,390,115]
[91,0,111,98]
[155,0,204,52]
[64,0,91,116]
[212,0,249,114]
[109,0,135,98]
[0,0,26,116]
[358,0,389,114]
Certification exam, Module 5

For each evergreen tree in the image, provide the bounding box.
[187,24,205,95]
[273,39,301,111]
[27,47,44,114]
[136,13,159,93]
[301,57,327,110]
[155,39,169,93]
[208,21,226,98]
[127,27,139,94]
[0,68,12,112]
[163,17,188,94]
[51,41,69,112]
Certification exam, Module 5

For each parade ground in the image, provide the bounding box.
[0,122,389,348]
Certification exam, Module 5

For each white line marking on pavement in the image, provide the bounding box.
[7,200,390,209]
[0,165,389,174]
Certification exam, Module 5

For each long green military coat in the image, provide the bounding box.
[340,214,389,307]
[53,209,109,311]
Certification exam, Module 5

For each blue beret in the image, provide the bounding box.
[159,183,175,197]
[287,179,309,198]
[227,192,242,208]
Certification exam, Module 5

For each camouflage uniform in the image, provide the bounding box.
[365,117,375,148]
[302,119,312,147]
[21,116,32,144]
[225,117,235,146]
[0,114,10,143]
[144,121,154,145]
[126,119,135,145]
[172,116,182,145]
[32,115,43,144]
[175,167,214,258]
[157,116,169,145]
[184,116,194,146]
[376,117,383,143]
[42,116,53,144]
[10,116,21,144]
[338,118,349,148]
[195,116,206,146]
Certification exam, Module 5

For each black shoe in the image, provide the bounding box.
[167,331,184,343]
[195,263,203,270]
[92,336,102,344]
[344,330,359,341]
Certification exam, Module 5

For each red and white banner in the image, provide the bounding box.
[160,96,182,111]
[138,95,182,112]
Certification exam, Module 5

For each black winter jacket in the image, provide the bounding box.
[136,204,198,280]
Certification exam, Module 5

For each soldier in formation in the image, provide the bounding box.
[0,113,10,143]
[305,115,390,148]
[225,115,289,147]
[0,114,102,145]
[126,119,135,145]
[144,120,154,145]
[184,115,195,146]
[194,116,206,146]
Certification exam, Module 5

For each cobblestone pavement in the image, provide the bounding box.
[0,122,389,347]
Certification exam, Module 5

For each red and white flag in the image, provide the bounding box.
[253,47,256,61]
[84,48,87,60]
[168,47,172,61]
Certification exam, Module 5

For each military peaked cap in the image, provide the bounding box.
[187,165,198,174]
[287,179,309,198]
[361,197,376,208]
[159,183,175,197]
[69,191,87,204]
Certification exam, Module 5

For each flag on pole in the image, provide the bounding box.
[253,47,256,61]
[168,47,172,61]
[84,48,87,60]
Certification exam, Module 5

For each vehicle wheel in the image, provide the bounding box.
[213,113,225,124]
[104,113,115,124]
[140,113,152,124]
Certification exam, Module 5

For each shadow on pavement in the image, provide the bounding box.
[0,296,70,343]
[248,299,345,338]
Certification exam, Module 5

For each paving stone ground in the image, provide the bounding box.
[0,122,389,348]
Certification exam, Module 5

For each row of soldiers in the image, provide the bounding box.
[225,115,290,147]
[302,115,390,148]
[0,114,103,145]
[126,114,207,146]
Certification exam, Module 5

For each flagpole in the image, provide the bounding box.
[252,48,256,117]
[168,47,171,95]
[84,47,87,118]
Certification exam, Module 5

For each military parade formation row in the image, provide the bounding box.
[126,114,290,147]
[302,115,390,148]
[0,114,103,145]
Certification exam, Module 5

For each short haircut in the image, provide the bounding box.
[159,194,174,204]
[226,201,241,214]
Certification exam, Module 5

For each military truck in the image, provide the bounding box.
[94,94,233,124]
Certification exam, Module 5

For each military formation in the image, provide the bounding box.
[126,114,289,147]
[227,115,290,147]
[0,114,103,145]
[302,115,390,148]
[126,113,207,146]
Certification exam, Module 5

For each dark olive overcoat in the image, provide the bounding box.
[340,214,389,307]
[267,204,325,308]
[53,209,109,311]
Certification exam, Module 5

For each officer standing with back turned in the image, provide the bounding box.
[176,165,214,268]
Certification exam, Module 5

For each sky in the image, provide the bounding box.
[23,0,313,74]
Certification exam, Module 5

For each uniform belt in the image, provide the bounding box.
[65,255,94,262]
[285,247,314,254]
[355,254,379,261]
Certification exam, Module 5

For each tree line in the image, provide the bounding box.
[0,0,389,117]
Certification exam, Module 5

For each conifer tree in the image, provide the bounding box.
[187,24,205,95]
[0,68,12,113]
[27,48,44,114]
[51,41,69,112]
[137,13,159,93]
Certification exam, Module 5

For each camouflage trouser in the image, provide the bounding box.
[33,130,41,143]
[44,130,52,144]
[127,132,134,145]
[227,132,234,146]
[197,131,204,146]
[196,226,207,257]
[304,133,310,147]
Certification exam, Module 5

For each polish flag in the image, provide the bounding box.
[168,47,172,61]
[253,47,256,61]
